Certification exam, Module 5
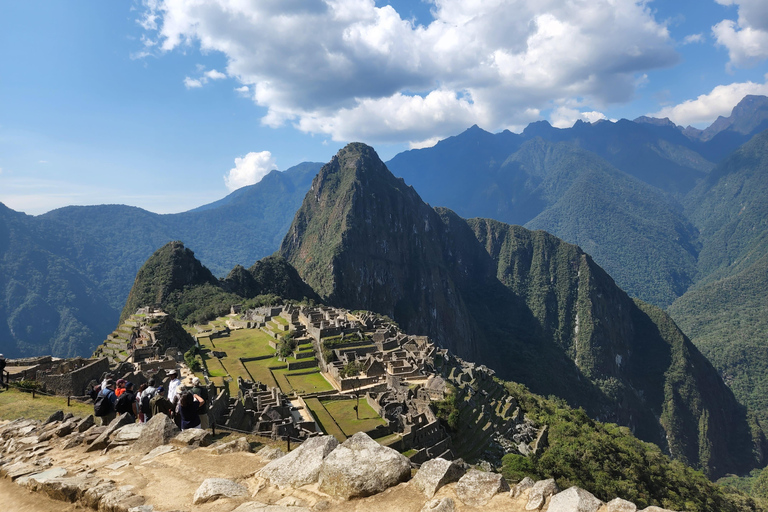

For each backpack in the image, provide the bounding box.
[140,389,156,415]
[115,392,134,415]
[94,391,113,417]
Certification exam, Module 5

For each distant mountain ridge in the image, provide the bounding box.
[0,162,320,358]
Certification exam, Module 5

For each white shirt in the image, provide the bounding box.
[167,378,181,403]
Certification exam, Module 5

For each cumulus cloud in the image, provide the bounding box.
[184,77,203,89]
[683,33,705,44]
[184,68,228,89]
[550,106,608,128]
[713,0,768,67]
[648,76,768,126]
[224,151,278,191]
[139,0,677,144]
[205,69,226,80]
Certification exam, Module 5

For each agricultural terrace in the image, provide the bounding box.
[303,397,386,442]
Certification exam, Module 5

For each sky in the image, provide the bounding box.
[1,0,767,215]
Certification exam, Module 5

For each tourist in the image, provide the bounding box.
[115,381,137,421]
[115,379,127,398]
[150,385,173,418]
[178,390,205,430]
[172,385,187,429]
[139,378,157,423]
[136,383,148,422]
[189,377,209,428]
[167,370,181,403]
[0,353,6,386]
[94,379,117,425]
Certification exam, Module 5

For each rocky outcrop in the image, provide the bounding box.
[133,414,179,453]
[412,457,465,498]
[547,486,603,512]
[455,469,511,507]
[193,478,249,504]
[317,432,411,500]
[258,435,338,489]
[526,478,560,510]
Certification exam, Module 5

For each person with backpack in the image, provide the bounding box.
[189,377,209,428]
[139,378,158,423]
[94,379,117,425]
[0,353,6,386]
[115,381,137,421]
[150,386,174,419]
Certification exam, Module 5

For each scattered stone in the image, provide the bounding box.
[82,481,118,508]
[171,428,212,448]
[232,502,311,512]
[547,486,603,512]
[411,457,465,498]
[18,435,40,445]
[54,419,78,437]
[128,506,155,512]
[35,475,98,503]
[44,410,64,425]
[105,460,130,471]
[113,424,145,443]
[276,496,307,507]
[607,497,638,512]
[512,477,535,498]
[76,415,95,433]
[455,469,510,507]
[255,445,285,461]
[99,488,146,511]
[420,497,456,512]
[62,433,85,450]
[259,435,338,489]
[318,432,411,500]
[17,467,68,487]
[86,413,135,452]
[133,414,179,453]
[140,445,177,463]
[526,479,559,510]
[192,478,250,505]
[208,437,252,455]
[2,461,39,480]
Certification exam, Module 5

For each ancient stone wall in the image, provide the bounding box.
[38,358,110,396]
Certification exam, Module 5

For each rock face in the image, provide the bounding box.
[412,458,465,498]
[455,469,511,507]
[86,413,135,452]
[193,478,249,505]
[209,437,252,454]
[420,497,456,512]
[547,486,603,512]
[171,429,212,448]
[607,497,638,512]
[258,435,338,489]
[133,414,179,454]
[317,432,411,500]
[512,477,535,498]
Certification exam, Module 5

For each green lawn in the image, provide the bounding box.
[285,371,334,394]
[321,399,386,437]
[0,388,93,421]
[243,359,281,388]
[304,397,346,442]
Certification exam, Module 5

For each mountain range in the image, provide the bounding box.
[1,94,767,461]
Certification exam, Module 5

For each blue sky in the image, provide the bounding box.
[1,0,767,215]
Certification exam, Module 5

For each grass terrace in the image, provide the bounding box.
[0,388,93,421]
[272,368,334,395]
[321,398,386,437]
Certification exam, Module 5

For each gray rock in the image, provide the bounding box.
[526,478,559,510]
[171,429,212,448]
[35,475,98,503]
[128,507,155,512]
[99,488,146,512]
[193,478,250,505]
[82,482,117,509]
[318,432,411,500]
[547,486,603,512]
[54,418,78,437]
[455,469,510,507]
[62,433,85,450]
[86,413,135,452]
[140,445,177,463]
[113,424,145,443]
[607,498,638,512]
[420,497,456,512]
[209,436,252,454]
[17,467,68,487]
[259,435,338,489]
[412,457,465,498]
[133,414,179,454]
[44,410,64,425]
[2,461,38,480]
[76,415,95,433]
[255,445,285,461]
[512,476,535,498]
[640,507,678,512]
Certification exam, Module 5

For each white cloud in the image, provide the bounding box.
[0,167,3,174]
[139,0,678,145]
[683,33,705,45]
[184,77,203,89]
[223,151,278,191]
[648,76,768,126]
[204,69,226,80]
[713,0,768,67]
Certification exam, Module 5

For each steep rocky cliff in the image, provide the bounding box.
[279,143,766,478]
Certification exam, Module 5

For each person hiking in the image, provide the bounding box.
[0,354,6,386]
[139,378,158,423]
[178,390,205,430]
[115,381,137,421]
[167,370,181,403]
[189,377,209,428]
[94,379,117,425]
[150,386,174,419]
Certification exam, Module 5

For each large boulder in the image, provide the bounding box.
[412,458,465,498]
[639,508,678,512]
[133,414,179,454]
[258,435,338,489]
[255,446,285,462]
[547,486,603,512]
[208,437,252,455]
[512,477,535,498]
[318,432,411,500]
[526,478,559,510]
[76,415,95,433]
[99,488,146,511]
[455,469,510,507]
[193,478,249,505]
[171,429,212,448]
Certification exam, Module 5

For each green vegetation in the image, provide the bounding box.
[431,384,460,431]
[321,399,386,437]
[494,381,764,512]
[304,397,346,442]
[0,388,93,420]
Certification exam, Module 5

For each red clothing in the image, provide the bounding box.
[115,388,126,397]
